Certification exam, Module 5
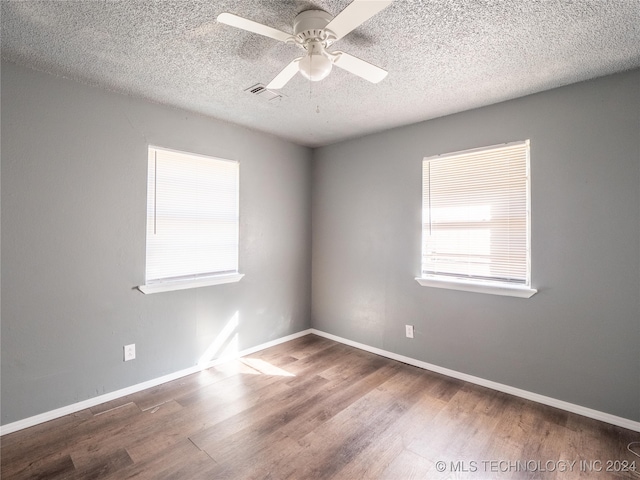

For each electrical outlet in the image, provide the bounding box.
[124,344,136,361]
[405,325,414,339]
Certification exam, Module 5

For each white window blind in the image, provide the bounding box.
[145,146,239,284]
[421,140,531,288]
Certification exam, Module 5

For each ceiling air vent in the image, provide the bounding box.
[244,83,282,102]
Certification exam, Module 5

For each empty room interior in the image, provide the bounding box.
[1,0,640,478]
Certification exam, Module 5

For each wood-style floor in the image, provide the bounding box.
[1,334,639,479]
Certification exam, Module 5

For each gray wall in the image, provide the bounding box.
[2,60,639,427]
[1,61,312,425]
[312,70,640,421]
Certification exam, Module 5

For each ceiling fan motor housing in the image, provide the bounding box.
[293,10,334,43]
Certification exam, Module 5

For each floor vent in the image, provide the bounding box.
[244,83,282,102]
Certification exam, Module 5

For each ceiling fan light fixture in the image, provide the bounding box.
[217,1,393,89]
[299,52,333,82]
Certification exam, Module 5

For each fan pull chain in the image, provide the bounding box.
[307,51,319,113]
[309,53,312,98]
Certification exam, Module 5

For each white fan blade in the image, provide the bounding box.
[217,13,293,43]
[267,57,302,89]
[325,0,393,41]
[331,51,388,83]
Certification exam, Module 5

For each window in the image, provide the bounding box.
[416,140,536,298]
[138,146,243,294]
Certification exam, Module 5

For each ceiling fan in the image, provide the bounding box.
[217,0,393,89]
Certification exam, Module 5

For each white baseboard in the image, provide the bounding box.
[310,329,640,433]
[3,327,638,436]
[0,329,312,436]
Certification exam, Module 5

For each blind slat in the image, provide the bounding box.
[421,141,531,286]
[145,147,239,283]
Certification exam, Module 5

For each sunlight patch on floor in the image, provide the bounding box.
[240,358,295,377]
[197,311,295,376]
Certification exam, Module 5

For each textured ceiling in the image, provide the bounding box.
[2,0,640,147]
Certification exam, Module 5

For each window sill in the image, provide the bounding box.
[138,273,244,294]
[415,277,537,298]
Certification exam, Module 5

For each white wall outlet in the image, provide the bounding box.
[124,344,136,361]
[405,325,414,338]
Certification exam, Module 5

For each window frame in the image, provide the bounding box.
[415,140,536,298]
[138,146,243,294]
